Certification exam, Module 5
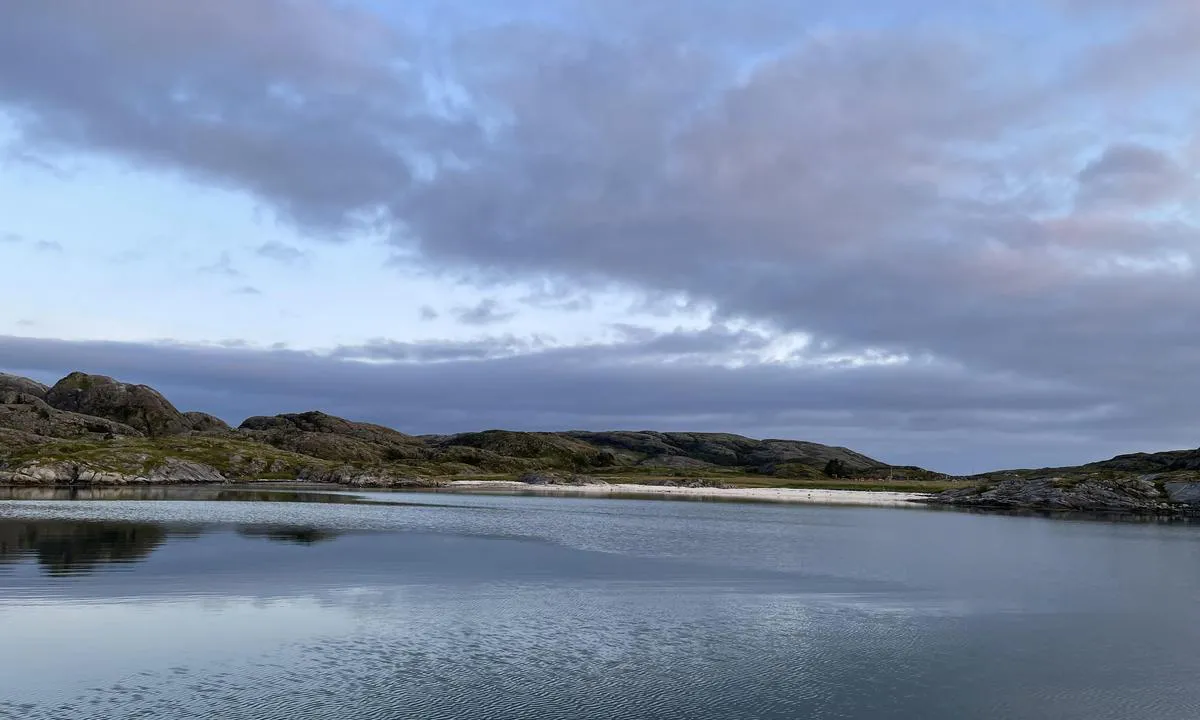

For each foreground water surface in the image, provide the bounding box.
[2,487,1200,719]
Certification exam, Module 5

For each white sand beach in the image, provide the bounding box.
[446,480,929,506]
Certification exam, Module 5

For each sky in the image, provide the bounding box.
[1,0,1199,474]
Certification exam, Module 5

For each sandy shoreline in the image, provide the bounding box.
[445,480,930,506]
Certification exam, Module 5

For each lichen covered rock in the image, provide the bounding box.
[0,458,225,486]
[44,372,190,437]
[932,475,1176,513]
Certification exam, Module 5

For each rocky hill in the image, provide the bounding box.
[12,370,1200,513]
[43,372,191,436]
[0,371,918,488]
[929,448,1200,513]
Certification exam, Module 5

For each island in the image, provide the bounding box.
[3,371,1200,515]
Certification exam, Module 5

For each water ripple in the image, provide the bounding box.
[3,492,1200,719]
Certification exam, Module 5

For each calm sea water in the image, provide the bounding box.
[3,487,1200,720]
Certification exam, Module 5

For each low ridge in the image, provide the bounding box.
[928,447,1200,513]
[0,370,920,488]
[8,370,1200,513]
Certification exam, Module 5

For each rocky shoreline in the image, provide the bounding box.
[11,370,1200,517]
[9,466,1200,517]
[0,458,443,489]
[927,475,1200,515]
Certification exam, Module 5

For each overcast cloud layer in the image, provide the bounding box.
[2,0,1200,473]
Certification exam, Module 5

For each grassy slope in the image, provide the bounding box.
[2,436,335,478]
[0,435,970,491]
[12,415,1177,495]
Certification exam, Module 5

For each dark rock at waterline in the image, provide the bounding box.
[517,471,606,486]
[931,475,1183,513]
[643,477,732,489]
[1164,482,1200,504]
[0,458,225,486]
[296,464,440,488]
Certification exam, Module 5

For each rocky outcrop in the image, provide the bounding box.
[44,372,189,437]
[437,430,607,464]
[240,411,426,463]
[564,430,885,474]
[1164,481,1200,504]
[0,427,47,449]
[1,370,917,488]
[0,458,225,486]
[184,411,232,433]
[0,373,49,400]
[1088,450,1200,473]
[639,477,732,489]
[931,475,1181,513]
[246,431,413,463]
[241,411,420,446]
[0,393,144,439]
[296,464,441,488]
[517,471,606,486]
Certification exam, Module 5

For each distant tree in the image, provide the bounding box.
[823,459,850,478]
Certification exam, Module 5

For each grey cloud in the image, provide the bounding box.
[418,305,439,321]
[256,241,306,263]
[2,146,70,178]
[0,232,20,244]
[451,299,516,326]
[607,324,771,359]
[1076,143,1192,209]
[0,334,1123,474]
[234,285,263,296]
[1068,0,1200,95]
[640,327,770,356]
[330,335,543,363]
[391,8,1200,460]
[33,240,62,253]
[1081,143,1177,180]
[0,0,468,231]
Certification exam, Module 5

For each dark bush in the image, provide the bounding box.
[824,459,850,478]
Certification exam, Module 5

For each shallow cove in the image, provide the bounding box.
[3,488,1200,719]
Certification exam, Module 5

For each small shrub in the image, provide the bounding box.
[824,459,850,478]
